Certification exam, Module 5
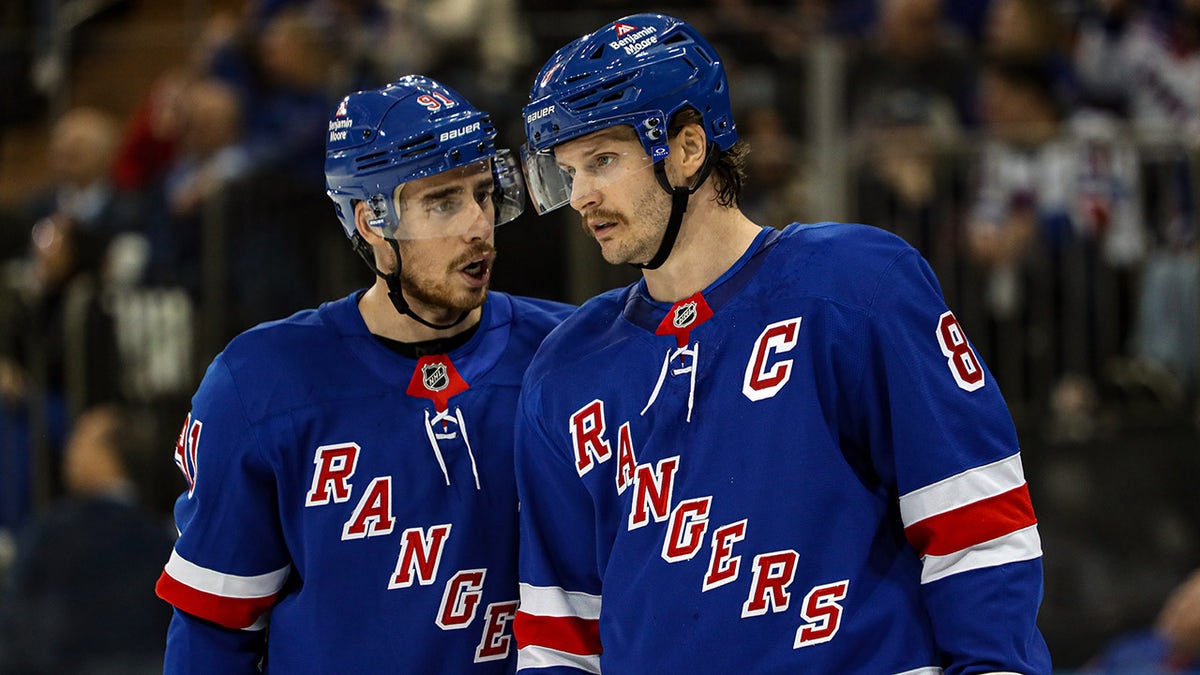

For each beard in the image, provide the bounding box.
[581,184,673,266]
[396,241,494,314]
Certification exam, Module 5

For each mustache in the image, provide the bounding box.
[451,242,497,268]
[581,209,625,230]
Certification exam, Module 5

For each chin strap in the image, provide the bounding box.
[354,235,469,330]
[635,142,719,271]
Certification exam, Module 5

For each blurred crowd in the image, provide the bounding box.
[0,0,1198,671]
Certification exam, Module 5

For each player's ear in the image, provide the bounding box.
[672,122,708,184]
[354,201,384,245]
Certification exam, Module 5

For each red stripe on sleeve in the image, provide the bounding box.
[513,610,602,656]
[155,571,277,630]
[904,484,1037,557]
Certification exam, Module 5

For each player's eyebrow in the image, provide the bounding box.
[557,127,638,169]
[420,185,465,204]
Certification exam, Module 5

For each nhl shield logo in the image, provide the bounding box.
[422,363,449,392]
[655,292,714,348]
[673,301,698,329]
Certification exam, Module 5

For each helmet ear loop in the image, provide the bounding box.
[635,142,719,271]
[380,237,469,331]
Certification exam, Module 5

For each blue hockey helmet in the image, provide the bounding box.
[521,13,737,214]
[325,75,525,241]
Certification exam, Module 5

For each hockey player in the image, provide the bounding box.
[512,13,1052,674]
[154,75,573,673]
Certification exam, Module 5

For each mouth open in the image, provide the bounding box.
[460,255,492,282]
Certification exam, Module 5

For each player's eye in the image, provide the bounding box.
[428,196,463,216]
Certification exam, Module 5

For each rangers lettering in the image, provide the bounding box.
[628,455,680,530]
[389,523,452,589]
[794,580,850,648]
[341,476,395,540]
[614,422,638,494]
[475,600,519,662]
[741,549,799,618]
[703,519,747,591]
[743,317,802,401]
[305,443,361,506]
[661,497,712,563]
[569,399,612,476]
[437,568,486,629]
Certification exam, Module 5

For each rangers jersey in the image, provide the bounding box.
[156,290,572,674]
[513,223,1052,674]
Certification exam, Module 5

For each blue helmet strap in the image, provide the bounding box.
[374,236,468,331]
[635,142,719,271]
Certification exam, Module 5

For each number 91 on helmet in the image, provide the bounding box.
[324,75,526,241]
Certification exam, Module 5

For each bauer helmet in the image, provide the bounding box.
[325,75,525,242]
[521,13,737,215]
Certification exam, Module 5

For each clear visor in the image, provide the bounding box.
[376,149,526,240]
[520,144,660,215]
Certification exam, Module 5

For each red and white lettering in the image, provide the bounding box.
[305,443,361,506]
[474,600,519,662]
[173,414,202,497]
[741,549,799,617]
[743,318,802,401]
[703,519,747,591]
[937,311,984,392]
[437,568,486,629]
[662,497,712,563]
[794,580,849,648]
[341,476,395,540]
[388,524,452,589]
[569,399,611,476]
[614,422,637,495]
[628,456,681,530]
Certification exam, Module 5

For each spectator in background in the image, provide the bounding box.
[163,78,250,220]
[981,0,1078,107]
[112,70,191,195]
[1083,566,1200,673]
[0,404,173,675]
[1072,0,1142,116]
[842,0,977,134]
[0,213,123,534]
[19,107,143,242]
[967,55,1146,438]
[152,77,251,295]
[1070,0,1200,416]
[1122,0,1200,413]
[842,0,975,265]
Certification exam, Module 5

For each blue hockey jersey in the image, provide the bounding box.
[156,290,572,674]
[512,223,1052,674]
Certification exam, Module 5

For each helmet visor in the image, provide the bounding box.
[381,149,526,240]
[520,143,659,215]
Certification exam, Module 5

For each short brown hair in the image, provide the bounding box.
[669,107,748,208]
